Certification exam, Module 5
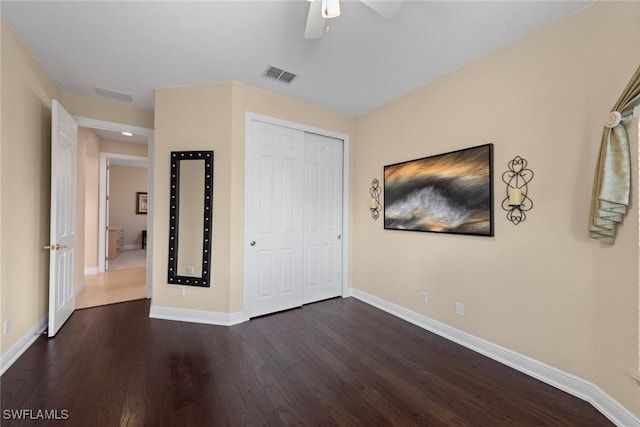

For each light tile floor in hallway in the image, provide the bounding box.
[77,257,146,309]
[108,248,146,270]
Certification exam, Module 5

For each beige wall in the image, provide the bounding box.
[100,139,148,158]
[1,19,63,352]
[152,82,356,312]
[153,83,233,310]
[63,92,154,129]
[81,127,100,271]
[2,2,639,419]
[108,165,148,247]
[353,1,639,415]
[0,19,153,355]
[592,116,640,414]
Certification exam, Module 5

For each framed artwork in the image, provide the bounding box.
[384,144,494,236]
[136,192,148,214]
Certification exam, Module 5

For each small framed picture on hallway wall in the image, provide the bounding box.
[136,192,148,214]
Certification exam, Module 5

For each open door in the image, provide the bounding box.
[104,158,110,271]
[46,100,78,337]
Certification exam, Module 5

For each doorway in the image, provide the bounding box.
[76,153,148,309]
[99,152,148,273]
[73,117,154,308]
[243,113,350,318]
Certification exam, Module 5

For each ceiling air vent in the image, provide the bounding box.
[263,65,297,84]
[95,87,133,103]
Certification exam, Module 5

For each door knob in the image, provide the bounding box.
[250,241,256,246]
[337,235,342,240]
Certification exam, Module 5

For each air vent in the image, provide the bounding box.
[95,87,133,103]
[263,65,297,84]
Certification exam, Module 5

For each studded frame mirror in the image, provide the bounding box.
[167,150,214,287]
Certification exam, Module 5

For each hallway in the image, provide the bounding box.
[77,251,146,309]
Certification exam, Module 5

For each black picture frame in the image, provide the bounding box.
[384,144,494,237]
[135,192,148,214]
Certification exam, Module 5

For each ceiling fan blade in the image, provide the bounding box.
[304,1,325,39]
[359,0,404,18]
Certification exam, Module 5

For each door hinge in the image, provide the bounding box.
[105,256,109,261]
[106,165,110,170]
[106,195,109,201]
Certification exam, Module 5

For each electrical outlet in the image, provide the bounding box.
[178,286,185,296]
[420,291,428,303]
[455,302,464,316]
[187,266,194,275]
[3,320,10,335]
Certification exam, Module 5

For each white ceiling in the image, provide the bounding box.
[1,0,594,117]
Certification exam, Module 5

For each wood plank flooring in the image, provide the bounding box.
[1,298,613,426]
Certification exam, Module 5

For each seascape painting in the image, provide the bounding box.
[384,144,494,236]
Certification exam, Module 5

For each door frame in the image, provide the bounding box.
[74,117,154,299]
[243,112,350,320]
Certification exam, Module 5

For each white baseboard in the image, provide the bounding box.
[74,279,85,296]
[3,291,635,425]
[0,316,47,376]
[351,288,640,427]
[84,267,97,275]
[149,305,245,326]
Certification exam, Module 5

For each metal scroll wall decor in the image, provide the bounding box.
[369,178,382,220]
[501,156,533,225]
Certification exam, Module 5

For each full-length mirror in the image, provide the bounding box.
[168,150,214,287]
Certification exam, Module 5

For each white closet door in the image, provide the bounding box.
[247,121,305,317]
[303,133,343,304]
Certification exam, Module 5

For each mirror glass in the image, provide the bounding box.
[177,160,204,277]
[168,151,213,287]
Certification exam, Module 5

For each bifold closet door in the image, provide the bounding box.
[247,121,305,318]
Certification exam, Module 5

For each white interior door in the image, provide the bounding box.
[247,121,305,317]
[303,133,343,304]
[104,159,110,270]
[47,100,78,337]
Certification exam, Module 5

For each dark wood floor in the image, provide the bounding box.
[1,298,612,426]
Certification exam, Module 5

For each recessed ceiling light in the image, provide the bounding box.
[121,132,133,137]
